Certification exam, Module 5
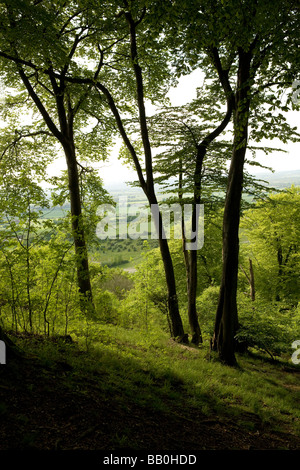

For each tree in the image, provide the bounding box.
[0,0,188,340]
[148,79,233,344]
[108,4,187,341]
[208,1,300,364]
[0,0,115,316]
[66,1,187,340]
[162,0,300,364]
[0,112,54,331]
[0,120,77,334]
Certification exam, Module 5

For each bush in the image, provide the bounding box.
[93,290,119,324]
[195,287,300,360]
[236,294,300,360]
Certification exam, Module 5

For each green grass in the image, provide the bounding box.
[14,322,300,437]
[92,238,158,269]
[97,249,143,269]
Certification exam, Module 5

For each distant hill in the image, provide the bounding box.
[105,169,300,195]
[250,169,300,190]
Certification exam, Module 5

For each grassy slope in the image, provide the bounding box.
[0,324,299,451]
[3,175,299,452]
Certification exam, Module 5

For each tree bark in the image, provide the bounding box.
[63,142,94,316]
[160,236,187,341]
[186,146,205,345]
[181,212,203,345]
[212,48,253,365]
[179,160,202,344]
[149,191,188,341]
[187,249,203,344]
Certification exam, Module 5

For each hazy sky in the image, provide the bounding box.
[99,69,299,188]
[47,69,300,188]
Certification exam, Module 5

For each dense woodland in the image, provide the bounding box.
[0,0,299,453]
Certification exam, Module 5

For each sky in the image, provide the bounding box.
[47,68,300,189]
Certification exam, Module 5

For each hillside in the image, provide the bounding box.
[0,327,299,457]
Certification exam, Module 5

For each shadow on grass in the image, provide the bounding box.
[0,330,299,451]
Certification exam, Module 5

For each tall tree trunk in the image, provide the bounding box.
[123,8,187,342]
[184,48,234,346]
[159,235,187,341]
[99,78,187,342]
[182,218,203,345]
[276,244,283,301]
[240,258,255,301]
[150,191,188,341]
[181,87,233,345]
[179,160,202,345]
[187,249,203,344]
[17,67,94,317]
[186,146,205,345]
[63,142,94,316]
[212,48,253,365]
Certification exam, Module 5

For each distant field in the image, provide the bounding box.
[40,206,69,219]
[93,238,159,269]
[38,171,300,270]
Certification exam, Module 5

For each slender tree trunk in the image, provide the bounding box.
[25,202,32,330]
[181,212,203,345]
[249,258,255,301]
[187,249,203,344]
[181,218,202,345]
[212,48,253,365]
[63,143,94,316]
[186,146,205,345]
[179,161,202,344]
[159,236,187,341]
[100,76,186,341]
[183,117,233,345]
[276,244,283,301]
[181,48,234,345]
[123,8,187,342]
[181,231,190,294]
[150,191,188,341]
[17,67,94,318]
[240,258,255,301]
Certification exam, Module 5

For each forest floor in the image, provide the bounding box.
[0,330,299,458]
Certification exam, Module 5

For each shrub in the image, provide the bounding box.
[236,294,300,360]
[93,290,119,324]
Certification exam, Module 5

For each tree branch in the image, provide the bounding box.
[17,68,63,143]
[95,83,147,192]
